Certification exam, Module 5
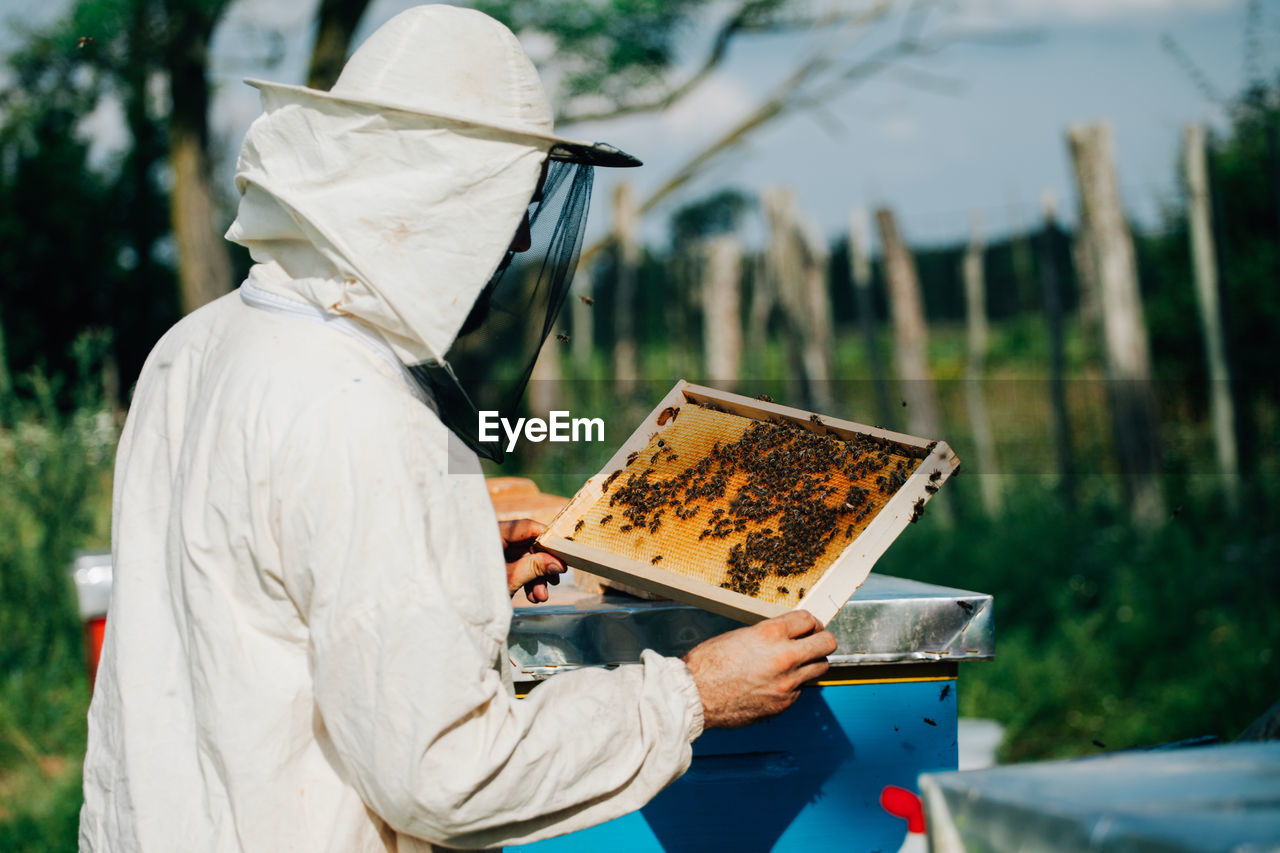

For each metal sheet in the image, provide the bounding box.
[918,741,1280,853]
[509,572,992,680]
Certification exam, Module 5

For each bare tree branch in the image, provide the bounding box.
[558,0,893,127]
[579,10,1023,267]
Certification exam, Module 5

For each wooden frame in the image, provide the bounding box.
[537,381,960,625]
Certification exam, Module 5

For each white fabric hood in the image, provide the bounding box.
[225,5,551,366]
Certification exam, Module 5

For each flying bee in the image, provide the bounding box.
[77,35,94,48]
[579,295,595,306]
[556,333,570,342]
[923,717,937,727]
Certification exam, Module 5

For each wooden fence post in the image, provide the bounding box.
[570,259,595,371]
[848,207,895,427]
[745,253,773,379]
[1067,122,1164,525]
[702,234,744,385]
[1038,190,1077,508]
[875,207,942,440]
[1184,123,1240,513]
[612,181,640,392]
[763,188,833,410]
[528,266,564,419]
[0,313,10,400]
[962,213,1002,515]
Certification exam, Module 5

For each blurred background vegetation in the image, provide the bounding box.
[2,0,1278,849]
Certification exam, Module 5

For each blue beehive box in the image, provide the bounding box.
[508,573,993,852]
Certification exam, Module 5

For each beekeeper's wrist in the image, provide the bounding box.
[641,649,704,742]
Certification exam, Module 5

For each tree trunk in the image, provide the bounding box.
[1184,123,1240,513]
[1038,191,1077,508]
[875,207,942,440]
[701,234,743,386]
[307,0,374,90]
[848,207,894,428]
[1067,122,1164,525]
[612,181,640,392]
[962,213,1001,515]
[166,0,234,315]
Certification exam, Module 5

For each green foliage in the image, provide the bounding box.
[0,0,185,407]
[474,0,712,110]
[0,338,115,847]
[879,474,1280,761]
[668,187,756,251]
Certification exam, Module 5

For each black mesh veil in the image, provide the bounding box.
[408,152,594,462]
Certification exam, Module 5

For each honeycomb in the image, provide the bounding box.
[561,403,929,607]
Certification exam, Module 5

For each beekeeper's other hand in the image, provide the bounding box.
[682,609,837,729]
[500,518,567,602]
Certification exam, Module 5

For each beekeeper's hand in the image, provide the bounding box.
[500,518,567,603]
[682,610,837,728]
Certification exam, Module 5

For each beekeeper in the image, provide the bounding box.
[80,5,837,851]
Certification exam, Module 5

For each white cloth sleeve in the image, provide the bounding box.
[277,389,703,849]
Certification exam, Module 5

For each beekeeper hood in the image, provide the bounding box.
[225,4,638,461]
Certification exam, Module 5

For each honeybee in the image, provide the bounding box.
[579,295,595,306]
[556,333,570,342]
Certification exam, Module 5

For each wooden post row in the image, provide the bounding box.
[1067,122,1164,525]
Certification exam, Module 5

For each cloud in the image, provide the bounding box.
[968,0,1241,24]
[877,113,919,142]
[657,74,755,136]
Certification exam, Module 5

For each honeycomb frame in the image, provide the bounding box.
[537,382,960,625]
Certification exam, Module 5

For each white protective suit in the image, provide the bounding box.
[79,7,703,851]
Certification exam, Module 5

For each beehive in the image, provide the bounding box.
[538,382,959,624]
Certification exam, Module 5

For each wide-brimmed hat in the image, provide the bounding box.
[244,5,640,168]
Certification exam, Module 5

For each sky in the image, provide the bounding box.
[3,0,1272,250]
